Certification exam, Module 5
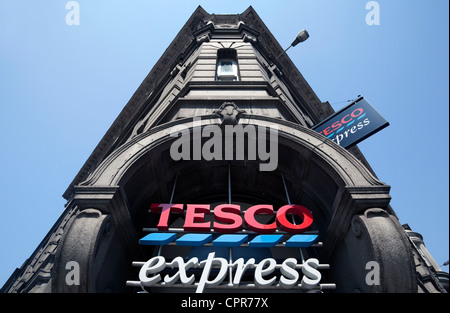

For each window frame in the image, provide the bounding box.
[216,48,239,81]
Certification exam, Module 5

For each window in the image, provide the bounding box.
[216,48,239,81]
[217,59,238,81]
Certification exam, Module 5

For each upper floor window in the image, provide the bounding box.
[216,48,239,81]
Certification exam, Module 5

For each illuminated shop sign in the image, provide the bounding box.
[127,203,336,293]
[312,97,389,148]
[149,203,313,234]
[134,251,325,293]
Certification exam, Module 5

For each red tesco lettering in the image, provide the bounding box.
[150,203,313,234]
[319,107,364,136]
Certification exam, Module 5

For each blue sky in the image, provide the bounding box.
[0,0,448,287]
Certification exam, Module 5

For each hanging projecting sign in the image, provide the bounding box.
[312,97,389,148]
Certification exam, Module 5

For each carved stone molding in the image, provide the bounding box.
[52,209,109,292]
[213,102,246,125]
[320,185,392,262]
[327,208,416,293]
[70,186,142,260]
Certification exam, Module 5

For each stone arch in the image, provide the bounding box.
[79,115,388,234]
[83,115,383,189]
[54,115,415,292]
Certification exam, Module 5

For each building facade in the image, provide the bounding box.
[2,6,448,293]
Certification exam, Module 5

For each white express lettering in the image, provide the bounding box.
[139,256,165,286]
[333,118,370,146]
[301,258,321,289]
[137,252,322,292]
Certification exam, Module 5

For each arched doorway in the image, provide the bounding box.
[52,115,415,292]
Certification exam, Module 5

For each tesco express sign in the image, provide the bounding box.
[150,203,313,234]
[129,203,332,293]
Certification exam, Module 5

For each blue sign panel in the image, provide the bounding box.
[312,97,389,148]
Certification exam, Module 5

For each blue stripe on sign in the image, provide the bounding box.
[357,113,366,120]
[285,234,318,247]
[176,234,213,246]
[213,234,248,247]
[139,233,319,248]
[139,233,177,246]
[249,235,283,248]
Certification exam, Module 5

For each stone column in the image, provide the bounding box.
[322,185,417,292]
[52,186,141,292]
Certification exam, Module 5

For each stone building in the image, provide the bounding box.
[1,6,447,293]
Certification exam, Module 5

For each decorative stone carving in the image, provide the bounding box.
[327,208,417,293]
[213,102,246,125]
[243,33,257,43]
[52,209,111,292]
[196,32,210,43]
